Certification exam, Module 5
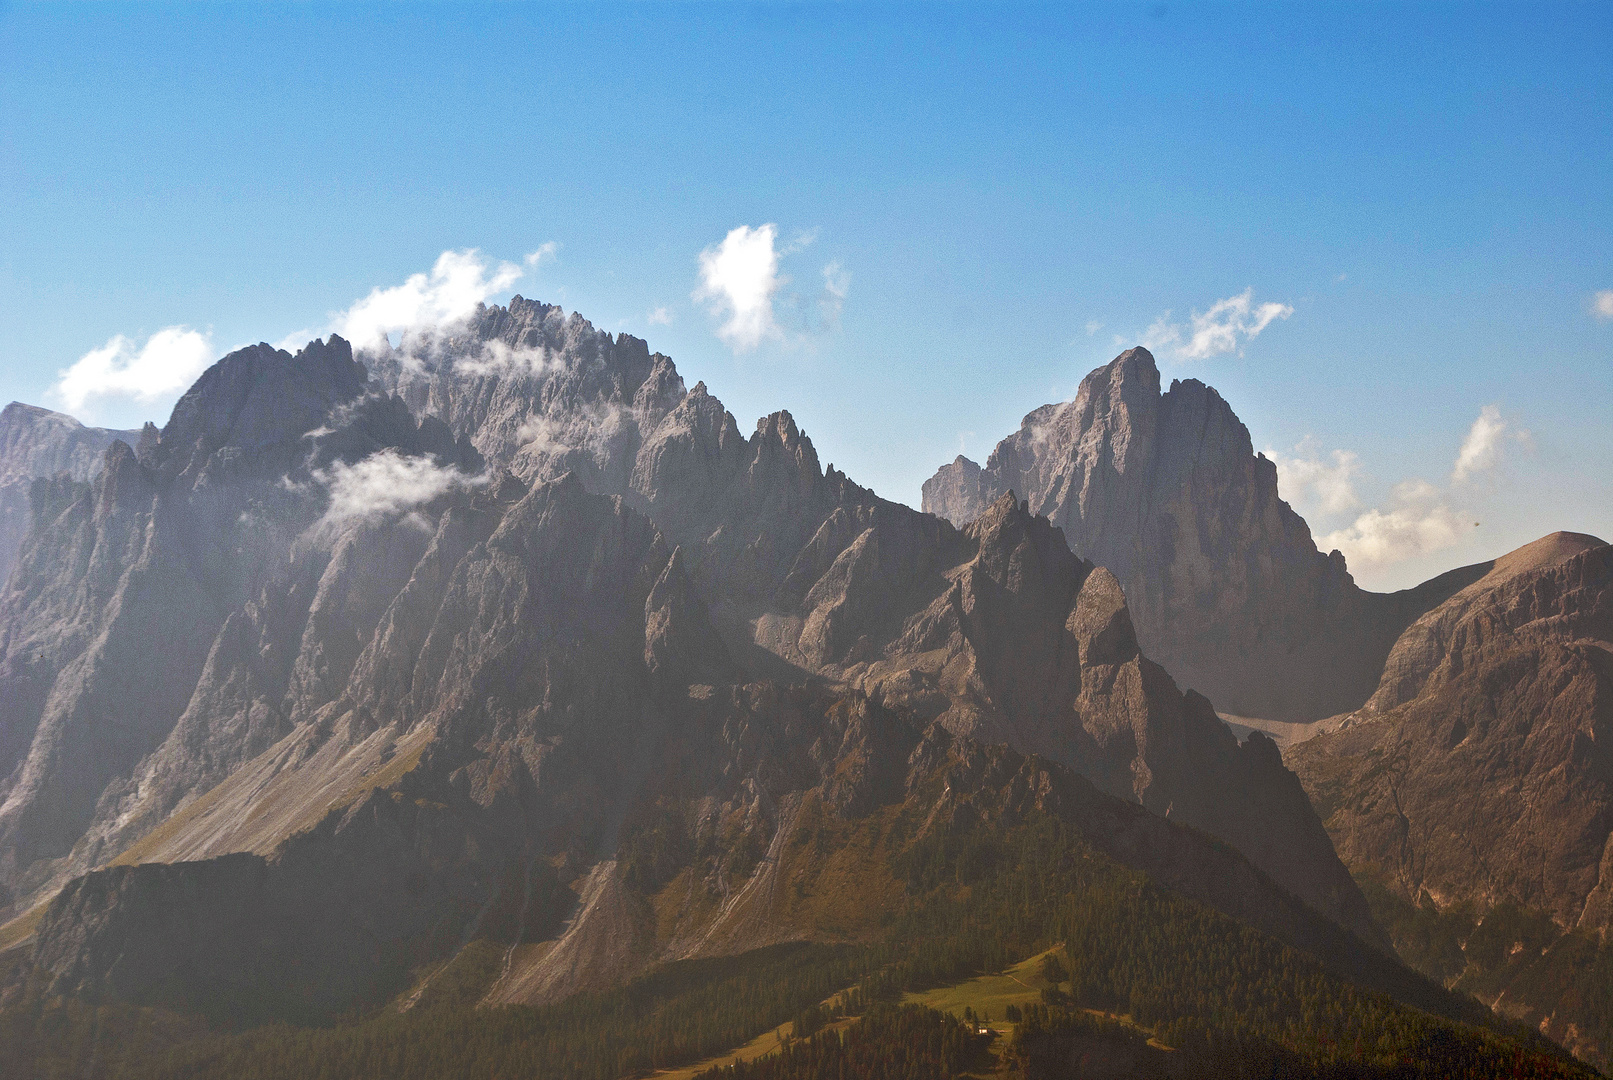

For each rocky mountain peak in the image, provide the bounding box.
[1363,531,1610,715]
[1481,529,1605,586]
[923,346,1482,722]
[964,490,1084,606]
[93,440,149,523]
[155,337,367,485]
[1074,345,1161,447]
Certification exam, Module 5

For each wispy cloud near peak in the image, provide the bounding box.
[693,224,850,353]
[1268,437,1362,516]
[335,249,527,351]
[1316,479,1466,570]
[312,448,484,540]
[1141,288,1293,360]
[273,246,557,357]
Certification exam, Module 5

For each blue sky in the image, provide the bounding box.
[2,1,1609,589]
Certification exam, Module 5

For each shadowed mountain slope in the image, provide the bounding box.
[0,340,479,911]
[8,466,1396,1023]
[0,301,1382,1020]
[359,299,1377,938]
[1288,533,1612,927]
[1286,532,1613,1064]
[922,347,1487,724]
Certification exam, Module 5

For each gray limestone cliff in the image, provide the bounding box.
[922,347,1485,723]
[0,402,142,589]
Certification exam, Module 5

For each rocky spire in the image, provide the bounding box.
[924,346,1487,722]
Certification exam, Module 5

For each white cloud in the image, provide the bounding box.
[694,224,784,352]
[335,249,530,351]
[648,306,674,326]
[314,449,482,536]
[1451,404,1531,483]
[1316,479,1465,569]
[1085,320,1104,336]
[273,245,558,357]
[1279,411,1527,574]
[452,339,558,378]
[1452,405,1504,482]
[1268,438,1362,516]
[1141,288,1293,361]
[1593,290,1613,322]
[52,327,216,417]
[692,224,851,351]
[515,401,627,464]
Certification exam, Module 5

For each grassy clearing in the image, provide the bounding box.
[901,943,1172,1069]
[902,944,1061,1031]
[649,945,1074,1080]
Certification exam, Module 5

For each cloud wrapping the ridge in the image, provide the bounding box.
[274,246,557,356]
[52,327,215,416]
[449,339,559,378]
[1316,479,1465,569]
[695,224,784,351]
[337,249,533,350]
[1269,439,1362,516]
[55,245,552,425]
[1142,289,1293,360]
[515,402,628,467]
[314,449,482,536]
[1594,290,1613,321]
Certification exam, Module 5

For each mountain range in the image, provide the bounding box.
[0,300,1604,1077]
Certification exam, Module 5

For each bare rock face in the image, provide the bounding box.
[921,347,1486,723]
[365,307,1378,942]
[366,297,685,496]
[1287,534,1613,930]
[0,302,1380,1007]
[0,403,142,590]
[0,337,481,909]
[29,674,1400,1024]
